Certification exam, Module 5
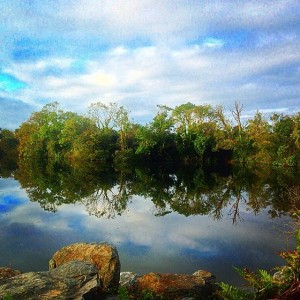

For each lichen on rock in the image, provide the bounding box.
[50,242,120,291]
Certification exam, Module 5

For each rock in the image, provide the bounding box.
[120,272,138,288]
[0,267,21,279]
[49,258,56,269]
[129,272,218,300]
[0,260,101,299]
[193,270,216,284]
[50,242,120,291]
[0,244,218,299]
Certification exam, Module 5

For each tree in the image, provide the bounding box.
[135,105,177,162]
[0,128,19,173]
[58,113,98,161]
[171,103,218,162]
[213,105,234,150]
[114,105,131,151]
[231,101,244,137]
[172,102,196,141]
[246,111,272,164]
[87,101,133,155]
[17,102,65,160]
[271,113,297,166]
[17,102,101,162]
[229,101,252,163]
[87,102,119,131]
[0,128,18,158]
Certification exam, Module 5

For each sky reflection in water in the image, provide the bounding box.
[0,177,294,287]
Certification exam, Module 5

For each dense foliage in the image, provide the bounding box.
[0,128,18,173]
[1,101,297,167]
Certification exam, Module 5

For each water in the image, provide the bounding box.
[0,161,297,287]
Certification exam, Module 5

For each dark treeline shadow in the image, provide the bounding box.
[0,157,17,178]
[3,156,299,224]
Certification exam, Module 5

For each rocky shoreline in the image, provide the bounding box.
[0,242,219,299]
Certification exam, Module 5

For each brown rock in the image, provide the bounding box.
[0,267,21,279]
[50,242,120,291]
[131,272,218,300]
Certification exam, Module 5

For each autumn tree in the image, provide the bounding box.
[17,102,101,163]
[213,105,234,151]
[246,111,272,164]
[271,113,297,166]
[16,102,65,160]
[59,113,98,161]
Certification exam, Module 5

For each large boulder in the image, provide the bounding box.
[0,261,100,299]
[50,242,120,291]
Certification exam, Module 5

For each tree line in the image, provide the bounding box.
[0,101,300,167]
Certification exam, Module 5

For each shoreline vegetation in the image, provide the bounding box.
[0,101,300,169]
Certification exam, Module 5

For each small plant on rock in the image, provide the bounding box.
[118,286,129,300]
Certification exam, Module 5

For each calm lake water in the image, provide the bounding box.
[0,160,297,287]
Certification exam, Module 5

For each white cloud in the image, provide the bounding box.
[0,0,299,127]
[3,1,298,47]
[3,34,298,121]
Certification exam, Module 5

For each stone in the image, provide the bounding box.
[50,242,120,291]
[130,272,218,300]
[193,270,216,284]
[0,260,101,299]
[120,271,138,288]
[0,267,21,279]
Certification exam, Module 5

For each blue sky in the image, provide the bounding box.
[1,0,300,128]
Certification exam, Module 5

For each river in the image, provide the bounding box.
[0,160,297,287]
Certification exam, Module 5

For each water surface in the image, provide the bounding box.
[0,162,297,287]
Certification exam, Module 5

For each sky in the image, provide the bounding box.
[0,0,300,129]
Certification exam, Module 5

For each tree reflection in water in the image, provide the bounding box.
[6,157,300,224]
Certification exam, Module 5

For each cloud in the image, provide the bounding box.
[0,0,299,128]
[0,97,37,129]
[2,1,299,49]
[3,36,299,125]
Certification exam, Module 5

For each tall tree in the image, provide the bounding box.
[136,105,177,162]
[17,102,65,160]
[87,102,119,131]
[246,111,272,164]
[87,101,132,152]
